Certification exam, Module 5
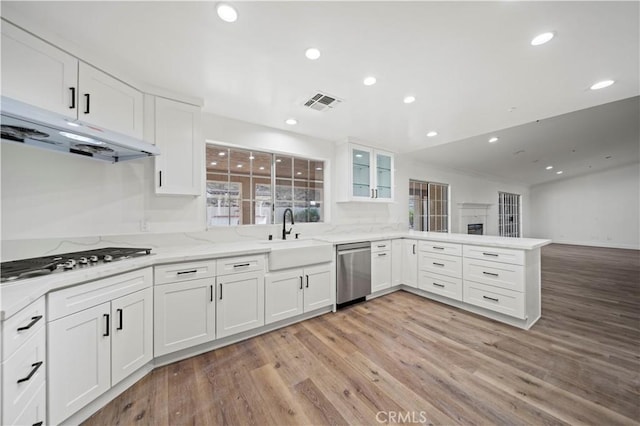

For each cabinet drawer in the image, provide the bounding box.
[2,297,45,359]
[418,271,462,301]
[216,255,265,276]
[2,327,46,425]
[463,257,525,292]
[418,252,462,279]
[6,381,45,426]
[371,240,392,253]
[49,267,152,321]
[418,241,462,257]
[154,260,216,285]
[463,280,525,319]
[463,245,524,265]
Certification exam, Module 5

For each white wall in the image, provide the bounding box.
[393,154,531,236]
[529,163,640,249]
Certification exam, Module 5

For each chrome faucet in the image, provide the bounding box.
[282,208,294,240]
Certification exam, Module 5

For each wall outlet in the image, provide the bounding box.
[140,219,150,232]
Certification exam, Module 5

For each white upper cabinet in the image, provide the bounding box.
[78,62,143,139]
[1,21,78,118]
[337,142,394,202]
[1,21,144,139]
[153,97,202,196]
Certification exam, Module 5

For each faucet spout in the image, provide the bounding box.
[282,208,294,240]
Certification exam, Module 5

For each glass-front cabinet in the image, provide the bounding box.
[339,142,394,202]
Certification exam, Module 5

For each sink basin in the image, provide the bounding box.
[261,239,333,270]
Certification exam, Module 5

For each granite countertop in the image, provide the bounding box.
[1,232,551,320]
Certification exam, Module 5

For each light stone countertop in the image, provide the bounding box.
[1,232,550,320]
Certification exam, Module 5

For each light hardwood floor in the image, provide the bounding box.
[84,244,640,425]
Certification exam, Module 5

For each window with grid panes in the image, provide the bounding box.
[498,192,521,237]
[206,144,324,226]
[408,180,449,232]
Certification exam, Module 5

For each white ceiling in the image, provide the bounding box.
[2,1,639,186]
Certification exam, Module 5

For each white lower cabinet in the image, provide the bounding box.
[402,239,418,288]
[391,239,403,286]
[217,271,265,338]
[265,264,332,325]
[418,271,462,301]
[154,278,216,356]
[48,268,153,425]
[371,249,392,293]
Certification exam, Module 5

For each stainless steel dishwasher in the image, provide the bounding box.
[336,242,371,308]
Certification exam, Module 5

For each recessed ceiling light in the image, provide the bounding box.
[211,162,217,166]
[489,137,499,143]
[363,76,377,86]
[305,48,321,60]
[531,32,554,46]
[590,80,615,90]
[426,131,438,137]
[556,171,563,175]
[216,3,238,23]
[285,118,298,125]
[545,165,553,170]
[403,95,416,104]
[218,152,226,156]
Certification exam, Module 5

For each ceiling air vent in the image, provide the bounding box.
[303,91,343,112]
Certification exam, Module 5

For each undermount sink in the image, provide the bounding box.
[260,239,333,270]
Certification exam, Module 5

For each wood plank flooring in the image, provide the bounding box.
[84,244,640,425]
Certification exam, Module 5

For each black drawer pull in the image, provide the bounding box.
[33,422,43,426]
[233,263,251,268]
[433,246,445,250]
[103,314,110,337]
[117,308,123,330]
[432,282,445,288]
[17,361,43,384]
[433,262,444,267]
[482,252,499,257]
[483,271,499,277]
[17,315,43,332]
[177,269,198,275]
[378,253,387,257]
[412,244,416,255]
[377,244,387,248]
[483,295,499,302]
[69,87,76,109]
[84,93,90,114]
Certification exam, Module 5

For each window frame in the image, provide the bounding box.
[498,191,521,237]
[409,179,450,233]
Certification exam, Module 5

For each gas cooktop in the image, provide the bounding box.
[1,247,152,283]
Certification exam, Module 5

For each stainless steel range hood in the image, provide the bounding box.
[1,96,160,162]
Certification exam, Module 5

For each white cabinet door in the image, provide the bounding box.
[371,251,392,293]
[374,150,394,201]
[1,21,78,118]
[350,144,374,200]
[303,264,332,312]
[402,239,418,288]
[341,143,395,202]
[48,302,111,426]
[78,62,143,138]
[391,239,403,286]
[217,271,264,338]
[154,97,202,195]
[154,279,216,356]
[111,287,153,386]
[265,269,304,325]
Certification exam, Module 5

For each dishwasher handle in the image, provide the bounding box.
[337,247,371,255]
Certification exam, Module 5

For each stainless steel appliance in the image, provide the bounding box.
[336,242,371,307]
[1,247,152,282]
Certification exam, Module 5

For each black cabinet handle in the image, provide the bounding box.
[433,246,445,250]
[210,285,214,302]
[412,244,416,255]
[483,271,499,277]
[69,87,76,109]
[17,315,43,332]
[378,253,387,257]
[219,283,223,300]
[159,171,162,187]
[84,93,90,114]
[17,361,43,384]
[117,309,123,330]
[306,275,309,288]
[433,282,445,288]
[233,263,251,268]
[300,276,303,290]
[177,269,197,275]
[482,252,499,257]
[433,262,444,267]
[33,422,43,426]
[483,295,499,302]
[103,314,110,336]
